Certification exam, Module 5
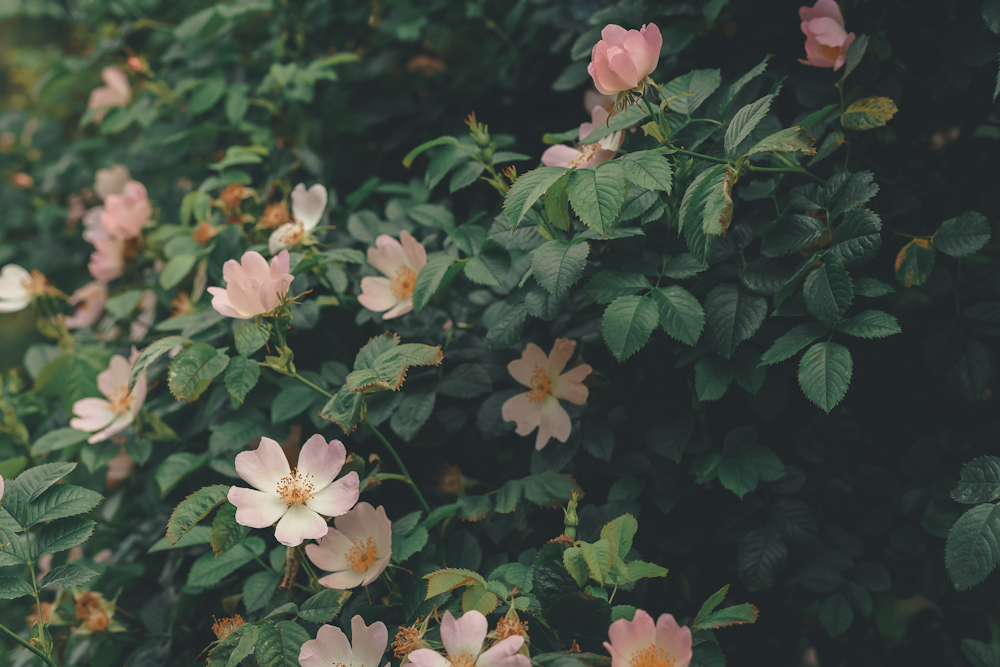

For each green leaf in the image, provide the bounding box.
[841,34,869,80]
[602,295,660,361]
[31,516,95,558]
[392,527,428,562]
[130,336,192,391]
[934,211,991,257]
[704,284,768,358]
[697,603,759,629]
[156,452,206,496]
[829,171,878,220]
[190,76,227,114]
[168,343,230,401]
[828,209,882,266]
[438,364,492,399]
[160,254,197,289]
[208,624,259,667]
[760,214,826,257]
[532,240,590,297]
[854,278,895,298]
[820,594,853,637]
[243,570,281,612]
[167,484,230,546]
[895,239,935,288]
[621,151,673,192]
[424,567,487,598]
[680,165,726,263]
[855,562,891,592]
[390,391,436,441]
[12,462,76,502]
[580,540,615,585]
[225,356,260,403]
[841,97,898,130]
[585,271,649,303]
[545,169,573,231]
[803,262,854,326]
[733,346,765,394]
[504,167,569,230]
[662,68,722,115]
[402,136,460,168]
[462,586,500,615]
[464,252,510,287]
[0,577,34,599]
[761,322,830,366]
[211,501,249,555]
[23,484,103,528]
[946,503,1000,590]
[486,302,528,349]
[226,83,250,125]
[695,354,734,401]
[187,536,265,588]
[600,514,638,560]
[580,103,650,143]
[235,322,269,357]
[521,470,582,506]
[563,546,589,587]
[718,55,770,118]
[745,127,816,156]
[738,527,787,591]
[567,163,627,235]
[298,589,350,623]
[695,585,731,626]
[725,95,773,157]
[662,253,707,279]
[493,480,522,513]
[953,457,1000,504]
[38,563,98,589]
[836,310,901,339]
[652,286,705,346]
[412,255,456,313]
[255,620,310,667]
[961,639,1000,667]
[798,342,853,412]
[843,582,873,618]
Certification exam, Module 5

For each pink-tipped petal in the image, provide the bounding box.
[440,610,488,662]
[534,397,572,450]
[358,277,398,313]
[270,249,291,278]
[654,614,693,667]
[274,503,328,546]
[541,144,582,168]
[800,0,843,23]
[234,437,291,492]
[228,487,288,528]
[601,24,629,46]
[298,435,347,488]
[623,31,656,81]
[477,637,529,667]
[351,616,389,667]
[299,623,353,667]
[640,23,663,64]
[608,609,657,663]
[305,471,360,518]
[400,230,427,270]
[608,52,641,90]
[208,287,243,318]
[367,235,408,278]
[241,251,272,284]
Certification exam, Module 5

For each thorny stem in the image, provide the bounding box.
[365,421,431,515]
[0,622,57,667]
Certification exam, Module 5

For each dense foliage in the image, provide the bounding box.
[1,1,1000,666]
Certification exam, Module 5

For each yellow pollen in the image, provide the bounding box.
[346,536,378,572]
[630,644,675,667]
[107,385,133,414]
[816,44,841,62]
[446,654,476,667]
[393,625,421,658]
[527,365,552,404]
[275,468,315,505]
[568,143,601,168]
[211,614,245,640]
[390,264,417,299]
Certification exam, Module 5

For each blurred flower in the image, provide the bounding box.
[74,591,110,631]
[130,290,156,340]
[227,434,360,547]
[0,474,4,501]
[106,448,134,486]
[67,195,87,226]
[931,127,961,151]
[406,54,447,75]
[502,339,592,450]
[65,281,108,329]
[208,250,293,319]
[93,548,113,563]
[798,0,855,70]
[170,292,194,318]
[358,231,427,319]
[588,24,662,95]
[603,609,692,667]
[542,105,624,169]
[26,602,52,628]
[87,67,131,122]
[0,265,50,313]
[70,348,147,444]
[94,165,130,200]
[408,611,529,667]
[193,220,221,244]
[88,234,125,282]
[584,89,615,114]
[101,180,152,240]
[219,183,246,209]
[259,201,290,229]
[12,172,33,188]
[435,463,463,495]
[305,502,392,589]
[269,183,329,254]
[299,615,388,667]
[212,615,245,640]
[126,56,144,73]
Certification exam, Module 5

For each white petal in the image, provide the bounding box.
[273,503,329,546]
[291,183,328,231]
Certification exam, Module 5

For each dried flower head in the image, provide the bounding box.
[192,221,220,244]
[26,602,53,628]
[495,617,529,641]
[435,463,463,495]
[75,591,110,631]
[219,184,246,209]
[212,614,245,640]
[260,201,289,229]
[393,625,422,658]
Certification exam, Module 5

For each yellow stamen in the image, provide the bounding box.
[212,614,245,640]
[567,143,601,168]
[527,365,552,404]
[346,536,378,572]
[817,44,841,62]
[446,654,476,667]
[390,265,417,299]
[275,468,315,505]
[106,385,133,414]
[630,644,675,667]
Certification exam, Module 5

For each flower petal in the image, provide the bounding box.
[228,487,288,529]
[654,614,693,667]
[608,609,656,664]
[298,435,347,489]
[299,623,353,667]
[440,610,488,662]
[381,299,413,319]
[507,343,549,387]
[400,230,427,271]
[69,398,115,433]
[351,616,388,667]
[358,277,399,313]
[305,527,353,572]
[362,553,392,586]
[274,503,328,546]
[291,183,328,231]
[367,235,408,277]
[234,437,290,492]
[534,397,571,450]
[208,287,243,319]
[541,145,582,168]
[305,472,360,517]
[407,649,452,667]
[501,393,541,437]
[554,364,592,404]
[317,568,368,590]
[477,637,528,667]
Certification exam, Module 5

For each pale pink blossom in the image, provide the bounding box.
[65,281,108,329]
[87,67,131,122]
[94,165,131,200]
[588,24,662,95]
[407,611,529,667]
[0,264,46,313]
[87,234,125,282]
[542,105,625,169]
[130,290,156,340]
[227,434,360,547]
[268,183,329,254]
[105,448,134,486]
[305,502,392,589]
[501,339,592,450]
[299,615,389,667]
[357,231,427,319]
[603,609,692,667]
[0,474,4,502]
[208,250,293,319]
[67,195,87,226]
[101,180,151,240]
[69,348,147,444]
[798,0,855,70]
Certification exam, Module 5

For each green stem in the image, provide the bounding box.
[296,546,320,589]
[364,421,431,515]
[747,166,825,184]
[669,148,728,165]
[24,533,49,658]
[290,372,333,399]
[0,622,57,667]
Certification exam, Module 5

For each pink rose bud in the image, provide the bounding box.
[798,0,856,71]
[588,23,662,95]
[101,180,151,240]
[208,250,294,319]
[87,67,132,122]
[127,57,144,73]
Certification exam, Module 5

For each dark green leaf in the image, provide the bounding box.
[739,528,787,591]
[761,322,830,365]
[211,501,249,555]
[760,214,826,257]
[38,563,99,589]
[953,457,1000,504]
[798,342,853,412]
[298,589,350,623]
[505,167,569,230]
[704,284,768,358]
[567,163,627,235]
[829,209,882,266]
[946,504,1000,590]
[602,295,660,361]
[31,517,95,558]
[934,211,991,257]
[621,150,673,192]
[803,262,854,326]
[820,594,853,637]
[836,310,901,339]
[168,343,229,401]
[532,241,590,297]
[225,356,260,403]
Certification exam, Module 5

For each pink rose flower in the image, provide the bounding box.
[407,610,529,667]
[305,502,392,589]
[501,339,592,450]
[101,180,151,240]
[798,0,856,70]
[69,348,147,444]
[87,235,125,282]
[94,165,131,200]
[542,105,625,169]
[105,448,134,486]
[357,231,427,320]
[227,434,360,547]
[67,195,87,226]
[87,67,132,122]
[299,615,389,667]
[588,23,662,95]
[603,609,692,667]
[208,250,294,319]
[65,281,109,329]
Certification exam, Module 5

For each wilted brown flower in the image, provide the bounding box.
[26,602,52,628]
[219,183,246,209]
[435,463,463,495]
[75,591,110,631]
[259,201,289,229]
[212,614,245,640]
[495,617,529,641]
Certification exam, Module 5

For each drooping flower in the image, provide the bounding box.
[69,348,147,444]
[407,610,530,667]
[94,165,131,200]
[305,502,392,589]
[501,339,593,450]
[300,615,389,667]
[357,231,427,319]
[542,105,625,169]
[87,67,131,122]
[227,434,360,547]
[0,264,51,313]
[603,609,692,667]
[208,250,294,319]
[798,0,856,71]
[64,281,109,329]
[268,183,330,254]
[101,180,152,240]
[588,24,663,95]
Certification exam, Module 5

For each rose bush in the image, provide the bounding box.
[0,1,999,666]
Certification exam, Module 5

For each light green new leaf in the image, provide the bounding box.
[504,167,569,230]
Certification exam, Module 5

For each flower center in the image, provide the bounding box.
[527,365,552,404]
[630,644,675,667]
[273,220,304,247]
[568,143,600,168]
[390,264,417,298]
[19,269,49,296]
[211,614,245,640]
[107,385,133,414]
[393,626,421,658]
[275,468,315,505]
[817,43,841,62]
[346,536,378,572]
[446,654,476,667]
